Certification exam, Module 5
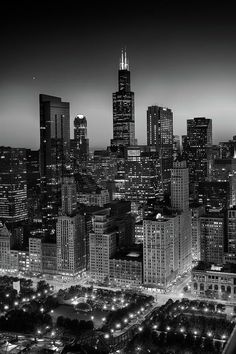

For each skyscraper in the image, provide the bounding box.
[39,94,70,230]
[171,160,192,273]
[0,147,28,223]
[147,105,173,190]
[61,176,77,216]
[0,222,11,271]
[171,160,189,212]
[200,213,224,264]
[72,115,89,164]
[56,214,86,276]
[89,209,117,282]
[183,117,212,193]
[111,49,135,148]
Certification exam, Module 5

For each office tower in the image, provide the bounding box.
[143,215,179,289]
[56,214,86,276]
[72,115,89,164]
[0,222,11,271]
[29,237,42,274]
[39,94,70,230]
[183,117,212,193]
[0,147,28,224]
[61,176,77,215]
[111,49,135,148]
[171,160,189,212]
[200,213,224,264]
[147,105,173,189]
[89,209,117,282]
[190,204,205,262]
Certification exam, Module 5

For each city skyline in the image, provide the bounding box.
[1,1,236,149]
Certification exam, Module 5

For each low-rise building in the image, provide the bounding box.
[109,247,143,287]
[191,262,236,300]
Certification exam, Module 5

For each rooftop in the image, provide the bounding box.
[193,261,236,274]
[110,245,143,262]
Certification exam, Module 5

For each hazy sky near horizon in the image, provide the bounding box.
[1,1,236,149]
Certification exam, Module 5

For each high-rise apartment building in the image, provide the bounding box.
[39,94,70,229]
[111,49,135,148]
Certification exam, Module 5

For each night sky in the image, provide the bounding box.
[1,1,236,149]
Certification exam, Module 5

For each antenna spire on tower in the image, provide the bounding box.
[119,48,129,70]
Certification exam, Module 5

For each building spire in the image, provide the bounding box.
[119,48,129,70]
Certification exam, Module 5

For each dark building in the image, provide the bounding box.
[109,244,143,287]
[200,213,225,265]
[211,158,234,182]
[147,105,173,190]
[111,49,135,148]
[198,181,230,211]
[26,149,41,222]
[105,200,135,246]
[113,146,161,215]
[39,94,70,231]
[219,136,236,159]
[182,117,212,195]
[0,147,28,224]
[86,150,118,190]
[71,115,89,168]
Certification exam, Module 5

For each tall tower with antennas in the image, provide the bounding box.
[111,48,135,148]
